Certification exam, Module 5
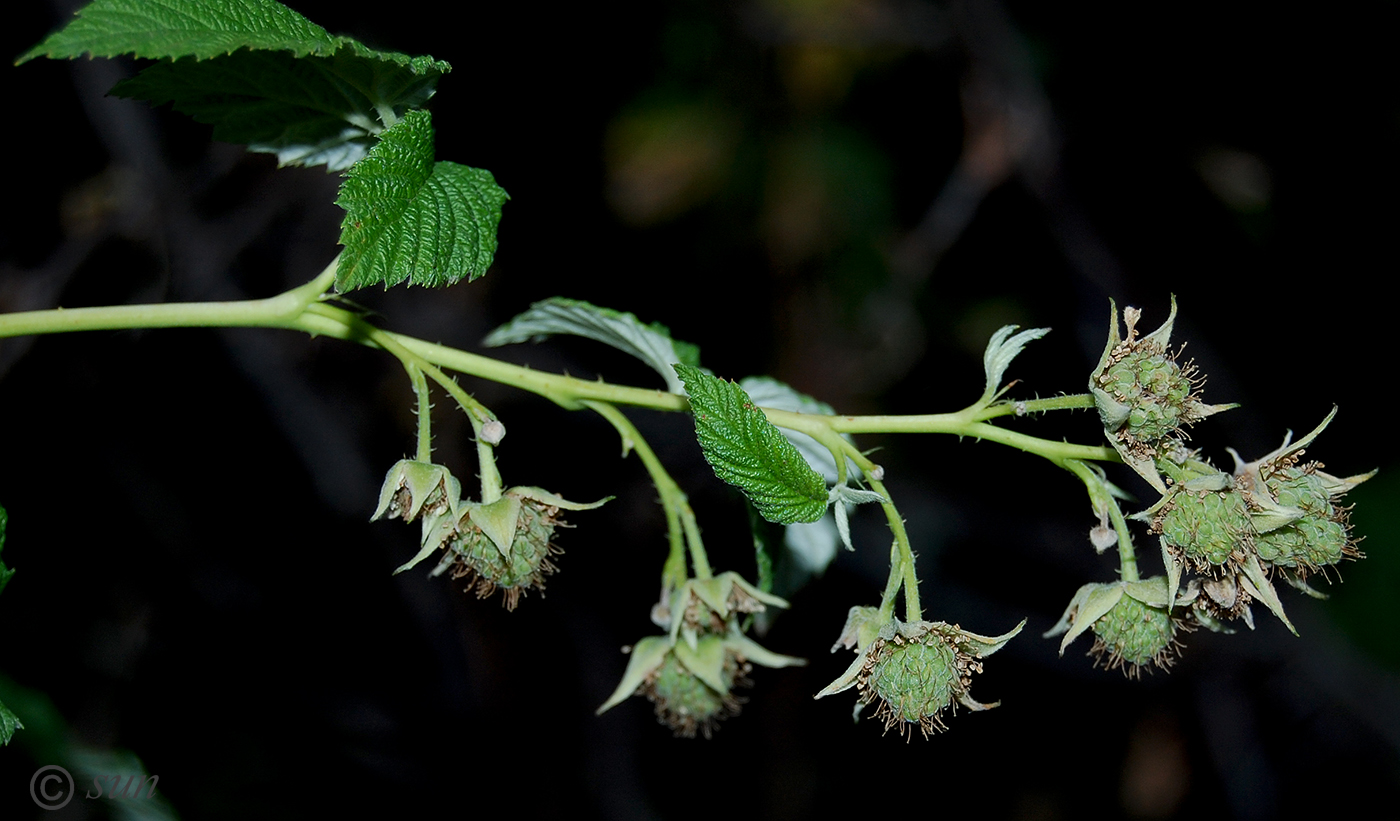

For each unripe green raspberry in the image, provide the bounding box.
[643,649,746,739]
[1100,349,1194,443]
[1088,301,1234,494]
[864,635,963,735]
[1089,594,1183,677]
[1253,467,1355,572]
[1157,487,1252,570]
[446,498,562,610]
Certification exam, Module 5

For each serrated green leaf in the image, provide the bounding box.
[335,110,508,291]
[20,0,449,172]
[18,0,339,63]
[0,699,20,746]
[17,0,451,69]
[110,46,444,171]
[674,365,827,525]
[739,376,856,483]
[484,298,701,393]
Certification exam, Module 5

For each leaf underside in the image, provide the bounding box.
[484,298,701,393]
[335,109,508,291]
[674,365,827,525]
[111,46,444,171]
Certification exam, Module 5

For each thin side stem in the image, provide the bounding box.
[1064,459,1140,582]
[583,400,709,583]
[407,363,433,463]
[975,393,1097,421]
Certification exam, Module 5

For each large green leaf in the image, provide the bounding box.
[674,365,827,525]
[484,298,701,394]
[22,0,341,63]
[335,110,508,291]
[110,47,444,171]
[19,0,450,172]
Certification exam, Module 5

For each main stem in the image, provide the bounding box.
[0,267,1122,467]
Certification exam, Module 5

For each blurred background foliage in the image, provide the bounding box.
[1,0,1396,819]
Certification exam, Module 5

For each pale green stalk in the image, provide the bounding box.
[1064,459,1139,582]
[583,400,709,584]
[407,362,433,463]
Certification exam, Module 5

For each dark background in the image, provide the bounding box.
[1,0,1397,818]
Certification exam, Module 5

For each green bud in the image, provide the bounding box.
[371,459,460,524]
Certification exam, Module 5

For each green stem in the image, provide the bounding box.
[407,362,433,463]
[1064,459,1139,582]
[975,393,1097,420]
[0,256,339,337]
[0,264,1119,475]
[818,433,920,623]
[583,400,710,583]
[346,310,504,504]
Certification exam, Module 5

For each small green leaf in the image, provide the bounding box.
[335,110,508,291]
[674,365,827,525]
[981,325,1050,403]
[0,699,20,746]
[484,298,701,394]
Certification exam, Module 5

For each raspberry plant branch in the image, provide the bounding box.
[4,0,1374,746]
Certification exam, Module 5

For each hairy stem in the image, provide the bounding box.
[407,362,433,463]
